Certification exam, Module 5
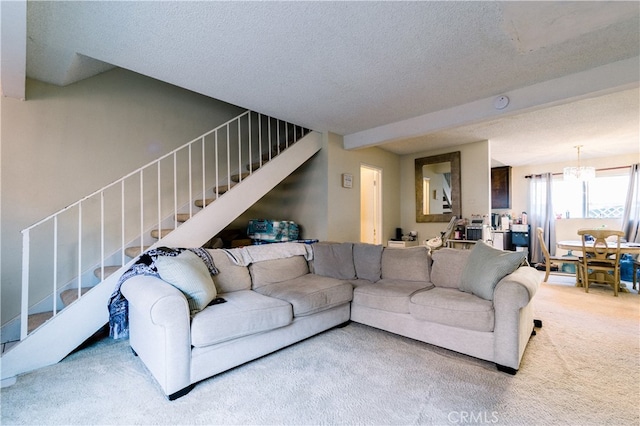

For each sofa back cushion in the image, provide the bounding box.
[312,242,356,280]
[430,248,471,288]
[353,243,383,282]
[207,249,252,293]
[249,256,310,289]
[381,246,430,282]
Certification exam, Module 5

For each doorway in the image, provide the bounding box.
[360,165,382,244]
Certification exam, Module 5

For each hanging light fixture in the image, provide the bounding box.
[563,145,595,181]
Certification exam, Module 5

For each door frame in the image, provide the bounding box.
[360,164,383,244]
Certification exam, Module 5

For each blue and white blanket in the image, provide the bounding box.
[108,247,217,339]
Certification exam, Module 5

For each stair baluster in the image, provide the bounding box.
[14,112,310,343]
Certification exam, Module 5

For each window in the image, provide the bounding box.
[552,171,629,219]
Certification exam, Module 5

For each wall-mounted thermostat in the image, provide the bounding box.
[342,173,353,188]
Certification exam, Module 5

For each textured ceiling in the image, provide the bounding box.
[9,1,640,166]
[385,87,640,167]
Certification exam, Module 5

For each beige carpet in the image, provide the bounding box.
[1,274,638,425]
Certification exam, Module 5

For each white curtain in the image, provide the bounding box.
[622,163,640,244]
[528,173,554,264]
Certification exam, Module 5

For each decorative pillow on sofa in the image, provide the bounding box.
[459,241,526,300]
[207,249,252,293]
[249,256,310,289]
[353,243,383,282]
[312,242,356,280]
[381,246,430,282]
[155,250,217,313]
[431,248,472,288]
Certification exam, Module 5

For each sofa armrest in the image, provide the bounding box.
[493,266,540,309]
[121,275,192,397]
[492,266,541,370]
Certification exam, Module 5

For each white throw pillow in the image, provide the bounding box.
[155,250,217,313]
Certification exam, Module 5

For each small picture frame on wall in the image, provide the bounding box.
[342,173,353,189]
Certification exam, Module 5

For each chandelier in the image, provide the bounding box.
[563,145,595,181]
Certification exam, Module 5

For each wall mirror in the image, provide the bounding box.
[415,151,461,222]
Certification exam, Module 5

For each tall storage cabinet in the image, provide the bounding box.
[491,166,511,209]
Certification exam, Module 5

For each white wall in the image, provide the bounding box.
[1,69,245,325]
[400,140,491,243]
[326,133,401,243]
[231,139,329,240]
[232,132,401,244]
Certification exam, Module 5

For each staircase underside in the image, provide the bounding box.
[1,130,322,384]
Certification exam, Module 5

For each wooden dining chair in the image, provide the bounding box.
[536,227,581,284]
[577,228,625,296]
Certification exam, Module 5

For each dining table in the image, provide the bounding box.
[556,240,640,292]
[556,240,640,255]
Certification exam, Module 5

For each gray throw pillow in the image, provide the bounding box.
[312,242,356,280]
[207,249,252,293]
[459,241,525,300]
[353,243,383,282]
[381,246,430,282]
[249,256,309,289]
[431,248,471,288]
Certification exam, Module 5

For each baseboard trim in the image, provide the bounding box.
[1,375,17,388]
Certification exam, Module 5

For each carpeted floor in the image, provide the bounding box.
[1,275,638,425]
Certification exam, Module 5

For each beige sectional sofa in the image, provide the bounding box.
[121,241,541,400]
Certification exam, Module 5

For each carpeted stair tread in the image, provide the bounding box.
[125,246,149,258]
[230,172,250,183]
[93,266,122,280]
[24,286,92,334]
[151,229,173,239]
[246,161,266,171]
[27,312,54,333]
[194,185,234,208]
[175,213,193,223]
[195,198,215,208]
[60,288,91,307]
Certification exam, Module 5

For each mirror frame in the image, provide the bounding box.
[415,151,461,223]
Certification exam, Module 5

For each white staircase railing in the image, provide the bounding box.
[2,131,322,383]
[17,111,310,342]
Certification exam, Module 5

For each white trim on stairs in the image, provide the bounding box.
[0,130,322,385]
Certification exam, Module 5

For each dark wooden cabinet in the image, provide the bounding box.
[491,166,511,209]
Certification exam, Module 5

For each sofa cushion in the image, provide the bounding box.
[431,248,471,288]
[409,287,494,332]
[207,249,252,293]
[190,290,292,347]
[459,241,526,300]
[154,250,217,314]
[350,279,376,289]
[381,246,430,282]
[254,274,353,317]
[249,256,309,289]
[353,243,383,282]
[312,242,356,279]
[353,279,433,314]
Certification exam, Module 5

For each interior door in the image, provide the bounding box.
[360,165,382,244]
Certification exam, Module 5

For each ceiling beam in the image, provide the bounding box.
[1,0,27,100]
[343,56,640,151]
